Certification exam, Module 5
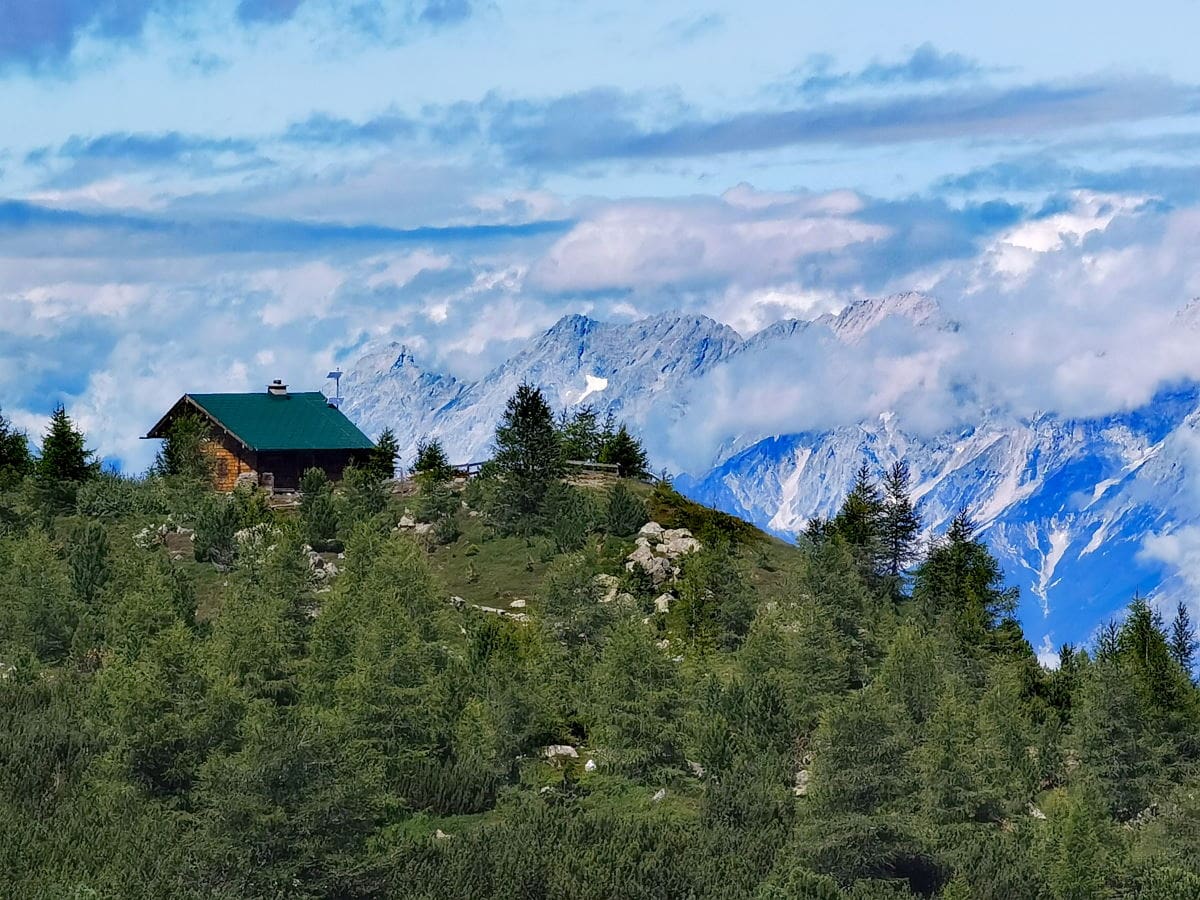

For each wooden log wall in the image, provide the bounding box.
[203,439,255,492]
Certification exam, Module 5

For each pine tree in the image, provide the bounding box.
[880,460,921,580]
[1168,601,1197,680]
[559,405,601,462]
[368,427,400,480]
[0,406,32,488]
[37,405,96,487]
[491,384,562,533]
[1118,595,1188,713]
[412,436,452,482]
[831,462,884,574]
[586,620,683,776]
[598,424,649,478]
[912,508,1018,647]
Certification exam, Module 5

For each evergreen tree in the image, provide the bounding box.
[586,620,683,776]
[1119,595,1190,714]
[412,435,452,482]
[831,462,885,574]
[559,405,601,461]
[340,464,389,527]
[37,405,96,505]
[912,509,1018,648]
[1168,601,1197,680]
[67,520,110,607]
[880,461,921,580]
[0,406,32,489]
[1071,656,1158,821]
[491,384,562,533]
[605,481,648,536]
[193,493,240,566]
[368,427,400,480]
[541,482,593,553]
[598,424,649,478]
[299,467,338,549]
[152,412,212,480]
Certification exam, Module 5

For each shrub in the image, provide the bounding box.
[193,494,240,566]
[75,474,169,520]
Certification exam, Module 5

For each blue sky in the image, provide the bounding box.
[2,0,1200,475]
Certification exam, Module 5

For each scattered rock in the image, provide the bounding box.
[413,522,434,535]
[584,759,597,773]
[653,593,674,614]
[509,598,526,609]
[662,535,701,557]
[638,521,664,540]
[449,595,467,611]
[398,514,416,528]
[593,573,621,603]
[793,769,811,797]
[435,829,451,840]
[625,544,674,584]
[655,639,671,650]
[543,745,579,760]
[688,760,705,779]
[661,528,690,542]
[651,788,667,803]
[1027,803,1046,820]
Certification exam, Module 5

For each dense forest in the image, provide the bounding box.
[2,387,1199,899]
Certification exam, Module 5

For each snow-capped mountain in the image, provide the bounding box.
[341,294,1200,649]
[342,312,741,463]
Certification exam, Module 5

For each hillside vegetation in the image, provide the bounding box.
[1,393,1199,899]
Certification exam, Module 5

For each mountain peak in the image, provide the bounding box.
[821,291,944,342]
[543,313,599,340]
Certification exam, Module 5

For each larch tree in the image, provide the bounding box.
[491,384,562,532]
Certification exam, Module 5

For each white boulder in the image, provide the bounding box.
[638,521,665,540]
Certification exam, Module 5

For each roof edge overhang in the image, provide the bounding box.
[143,394,254,452]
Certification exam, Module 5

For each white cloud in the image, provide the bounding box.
[529,189,889,294]
[1036,635,1061,669]
[253,262,347,326]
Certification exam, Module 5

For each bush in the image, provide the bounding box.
[75,474,169,520]
[193,494,240,566]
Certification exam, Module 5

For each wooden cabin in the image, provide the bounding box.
[145,381,375,492]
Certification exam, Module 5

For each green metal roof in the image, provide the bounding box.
[168,392,375,452]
